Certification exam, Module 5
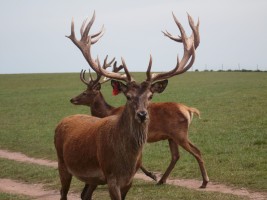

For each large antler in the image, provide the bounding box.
[66,11,115,73]
[146,13,200,82]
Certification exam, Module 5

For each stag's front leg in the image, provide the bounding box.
[157,139,180,185]
[81,184,97,200]
[120,181,132,200]
[58,162,72,200]
[107,178,121,200]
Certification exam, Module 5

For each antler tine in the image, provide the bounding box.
[97,57,133,82]
[121,58,133,82]
[80,69,90,86]
[88,69,93,81]
[100,61,125,84]
[89,68,102,84]
[102,55,116,69]
[187,13,200,49]
[146,55,153,81]
[150,12,199,82]
[66,18,76,42]
[81,11,96,41]
[113,61,124,73]
[97,56,117,84]
[80,19,87,38]
[161,30,182,43]
[149,55,181,82]
[91,25,105,45]
[91,25,104,38]
[172,12,188,43]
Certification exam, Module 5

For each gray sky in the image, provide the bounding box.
[0,0,267,74]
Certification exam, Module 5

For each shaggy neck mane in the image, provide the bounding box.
[117,102,148,151]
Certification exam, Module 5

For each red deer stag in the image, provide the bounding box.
[70,13,209,188]
[55,12,192,200]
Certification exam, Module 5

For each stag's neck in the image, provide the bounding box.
[90,92,115,118]
[117,104,148,152]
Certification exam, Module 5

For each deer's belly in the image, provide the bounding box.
[70,168,106,185]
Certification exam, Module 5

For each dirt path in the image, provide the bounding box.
[0,178,79,200]
[0,149,266,200]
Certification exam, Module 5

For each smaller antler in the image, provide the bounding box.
[80,60,125,86]
[80,69,101,87]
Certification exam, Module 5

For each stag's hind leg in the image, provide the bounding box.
[157,139,180,185]
[140,166,157,181]
[58,161,72,200]
[179,140,209,188]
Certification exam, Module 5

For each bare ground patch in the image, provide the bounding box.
[0,178,79,200]
[0,149,266,200]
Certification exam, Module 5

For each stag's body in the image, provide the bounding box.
[71,86,208,187]
[55,104,146,199]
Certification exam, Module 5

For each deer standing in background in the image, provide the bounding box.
[70,13,209,188]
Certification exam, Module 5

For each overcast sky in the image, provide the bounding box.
[0,0,266,74]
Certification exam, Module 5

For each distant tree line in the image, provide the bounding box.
[194,69,267,72]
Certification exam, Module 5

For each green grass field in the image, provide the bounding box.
[0,72,266,198]
[0,193,31,200]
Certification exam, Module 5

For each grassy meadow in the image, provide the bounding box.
[0,72,266,199]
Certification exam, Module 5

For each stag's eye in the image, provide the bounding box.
[126,95,131,101]
[82,92,87,96]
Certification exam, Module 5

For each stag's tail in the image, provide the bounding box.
[187,107,200,124]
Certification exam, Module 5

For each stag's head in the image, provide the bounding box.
[70,69,102,106]
[108,57,168,123]
[67,11,200,124]
[70,62,123,106]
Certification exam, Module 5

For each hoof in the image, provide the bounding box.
[199,181,208,189]
[156,180,165,185]
[151,174,158,182]
[146,172,157,182]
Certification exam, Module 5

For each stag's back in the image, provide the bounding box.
[147,102,200,142]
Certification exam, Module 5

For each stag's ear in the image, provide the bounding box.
[150,80,168,93]
[92,83,101,91]
[111,80,127,96]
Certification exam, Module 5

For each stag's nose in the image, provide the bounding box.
[137,111,148,123]
[70,98,77,104]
